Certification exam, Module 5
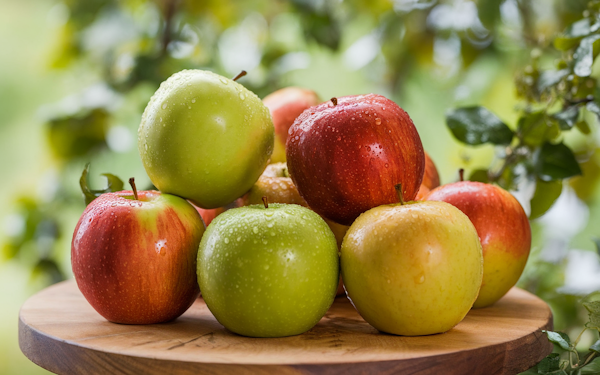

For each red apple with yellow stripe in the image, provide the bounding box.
[426,181,531,308]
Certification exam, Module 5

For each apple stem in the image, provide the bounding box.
[394,183,405,205]
[232,70,247,81]
[129,178,139,201]
[262,196,269,209]
[459,168,465,182]
[330,97,338,106]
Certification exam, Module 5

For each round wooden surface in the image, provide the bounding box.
[19,280,552,375]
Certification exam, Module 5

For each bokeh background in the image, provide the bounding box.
[2,0,599,373]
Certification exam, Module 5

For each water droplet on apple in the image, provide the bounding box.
[220,78,228,85]
[375,118,381,125]
[224,238,230,244]
[162,103,168,109]
[239,92,246,100]
[252,227,258,234]
[191,98,196,103]
[385,163,389,168]
[264,264,269,270]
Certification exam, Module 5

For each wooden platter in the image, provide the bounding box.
[19,280,553,375]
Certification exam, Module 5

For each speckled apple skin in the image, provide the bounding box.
[138,70,274,209]
[241,163,349,296]
[286,94,425,226]
[198,203,339,338]
[71,191,205,324]
[263,87,321,163]
[426,182,531,308]
[341,201,483,336]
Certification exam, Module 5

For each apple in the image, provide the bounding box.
[197,202,339,337]
[240,162,308,207]
[138,69,274,209]
[341,194,483,336]
[193,206,225,227]
[71,180,205,324]
[426,181,531,308]
[422,152,440,190]
[241,162,349,295]
[286,94,425,225]
[263,87,321,163]
[415,185,430,200]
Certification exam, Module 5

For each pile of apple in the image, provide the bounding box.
[71,69,531,337]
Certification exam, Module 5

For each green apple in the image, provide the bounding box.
[138,69,274,208]
[240,162,349,296]
[341,200,483,336]
[197,203,339,337]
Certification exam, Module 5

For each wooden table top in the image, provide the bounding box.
[19,280,552,375]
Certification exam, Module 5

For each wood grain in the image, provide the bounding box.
[19,280,552,375]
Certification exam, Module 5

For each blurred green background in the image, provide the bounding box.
[2,0,600,373]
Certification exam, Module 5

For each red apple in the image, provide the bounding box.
[286,94,425,225]
[263,87,321,163]
[242,162,349,296]
[423,152,440,190]
[426,181,531,308]
[71,186,205,324]
[194,206,226,227]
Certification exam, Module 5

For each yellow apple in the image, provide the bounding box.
[341,200,483,336]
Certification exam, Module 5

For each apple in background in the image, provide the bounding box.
[422,152,440,190]
[341,197,483,336]
[241,162,348,295]
[286,94,425,226]
[426,181,531,308]
[71,182,205,324]
[415,185,430,200]
[197,202,339,337]
[263,87,321,163]
[138,69,274,209]
[193,206,226,227]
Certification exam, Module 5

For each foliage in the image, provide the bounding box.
[521,292,600,374]
[445,1,600,219]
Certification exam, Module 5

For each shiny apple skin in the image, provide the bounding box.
[71,190,205,324]
[426,181,531,308]
[341,201,483,336]
[263,87,321,163]
[423,152,440,190]
[138,70,274,208]
[286,94,425,226]
[197,203,339,337]
[242,162,349,296]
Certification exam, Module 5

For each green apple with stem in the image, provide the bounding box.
[138,70,274,208]
[197,199,339,337]
[240,162,349,295]
[341,185,483,336]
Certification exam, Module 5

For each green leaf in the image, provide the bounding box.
[577,120,592,135]
[446,106,514,146]
[543,330,572,351]
[530,180,562,220]
[555,18,592,51]
[100,173,124,192]
[537,69,569,93]
[553,106,580,130]
[581,357,600,374]
[79,164,125,206]
[535,142,583,181]
[476,0,503,29]
[537,353,561,373]
[574,35,600,77]
[584,300,600,330]
[590,339,600,353]
[518,112,560,147]
[469,169,490,183]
